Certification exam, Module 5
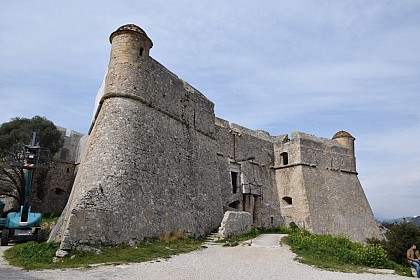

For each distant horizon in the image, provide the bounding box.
[376,215,419,222]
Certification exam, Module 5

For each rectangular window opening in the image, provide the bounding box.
[231,171,238,194]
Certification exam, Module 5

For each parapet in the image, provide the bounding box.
[215,117,230,128]
[332,130,354,140]
[53,127,84,163]
[214,117,288,143]
[108,24,153,66]
[291,131,342,146]
[275,131,356,172]
[109,24,153,47]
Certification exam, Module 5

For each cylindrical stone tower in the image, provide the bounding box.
[109,24,153,66]
[332,130,356,171]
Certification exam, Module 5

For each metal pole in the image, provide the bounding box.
[31,132,36,146]
[24,169,33,210]
[21,132,36,222]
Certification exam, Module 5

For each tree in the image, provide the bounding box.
[381,222,420,264]
[0,116,64,207]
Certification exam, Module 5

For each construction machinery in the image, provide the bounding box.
[1,132,49,246]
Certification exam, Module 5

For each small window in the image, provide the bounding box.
[139,48,144,57]
[280,152,288,165]
[55,188,65,195]
[282,196,292,205]
[228,200,241,209]
[231,171,238,194]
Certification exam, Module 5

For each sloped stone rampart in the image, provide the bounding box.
[49,84,223,249]
[218,211,252,239]
[274,132,381,242]
[48,28,224,248]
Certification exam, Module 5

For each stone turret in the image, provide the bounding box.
[332,130,356,171]
[89,24,153,133]
[109,24,153,65]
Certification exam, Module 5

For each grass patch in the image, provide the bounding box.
[283,229,412,276]
[6,225,412,276]
[4,233,203,270]
[40,214,60,240]
[217,228,261,246]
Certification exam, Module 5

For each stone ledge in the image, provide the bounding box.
[271,162,314,169]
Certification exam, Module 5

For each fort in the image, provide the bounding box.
[48,24,381,250]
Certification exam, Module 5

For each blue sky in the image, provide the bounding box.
[1,1,419,219]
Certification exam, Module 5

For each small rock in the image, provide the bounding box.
[56,249,69,258]
[128,239,137,247]
[76,245,103,254]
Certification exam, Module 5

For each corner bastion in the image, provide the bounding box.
[49,24,223,249]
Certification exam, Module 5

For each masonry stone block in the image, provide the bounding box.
[218,211,252,239]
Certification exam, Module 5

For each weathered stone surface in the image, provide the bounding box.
[76,245,102,254]
[214,121,284,229]
[27,128,83,216]
[274,132,380,242]
[218,211,252,239]
[48,24,223,249]
[48,24,381,249]
[55,249,68,258]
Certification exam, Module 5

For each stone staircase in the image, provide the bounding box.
[204,232,220,246]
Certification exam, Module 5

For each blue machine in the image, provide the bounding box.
[1,132,48,246]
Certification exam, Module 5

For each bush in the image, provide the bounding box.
[286,230,390,268]
[379,222,420,265]
[355,243,389,268]
[276,225,294,234]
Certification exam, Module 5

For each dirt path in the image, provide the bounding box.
[0,235,409,280]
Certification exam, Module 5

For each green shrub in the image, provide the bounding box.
[355,243,389,268]
[285,230,391,269]
[379,222,420,265]
[289,222,299,231]
[276,225,294,234]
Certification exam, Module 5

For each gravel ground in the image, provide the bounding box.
[1,234,411,280]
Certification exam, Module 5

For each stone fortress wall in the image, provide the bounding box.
[273,132,379,241]
[30,128,83,216]
[49,24,380,249]
[215,118,284,229]
[49,25,223,249]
